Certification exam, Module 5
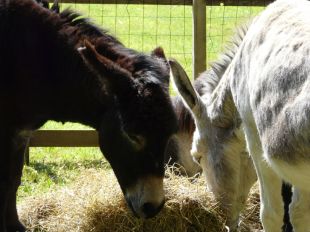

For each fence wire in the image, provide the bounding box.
[57,1,269,79]
[206,0,265,65]
[59,1,193,78]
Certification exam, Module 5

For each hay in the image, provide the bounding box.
[18,167,262,232]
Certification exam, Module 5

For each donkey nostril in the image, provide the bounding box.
[142,201,164,218]
[142,202,156,218]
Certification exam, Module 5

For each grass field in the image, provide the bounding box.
[18,4,264,202]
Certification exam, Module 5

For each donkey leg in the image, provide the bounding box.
[243,127,283,232]
[6,194,25,232]
[289,187,310,232]
[0,185,8,232]
[254,157,283,232]
[5,133,28,232]
[255,162,284,232]
[0,131,12,231]
[0,130,27,232]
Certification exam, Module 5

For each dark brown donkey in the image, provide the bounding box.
[0,0,177,231]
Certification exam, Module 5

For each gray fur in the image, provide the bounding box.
[169,23,257,231]
[174,0,310,231]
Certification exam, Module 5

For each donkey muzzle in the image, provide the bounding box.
[125,176,165,218]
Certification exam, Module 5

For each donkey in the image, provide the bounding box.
[170,22,293,231]
[170,0,310,231]
[0,0,177,231]
[35,0,199,179]
[165,96,202,177]
[170,26,257,231]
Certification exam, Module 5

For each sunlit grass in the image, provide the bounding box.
[19,147,105,200]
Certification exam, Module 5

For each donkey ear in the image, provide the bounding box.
[151,47,171,85]
[151,47,166,60]
[78,40,135,93]
[169,59,201,110]
[51,0,60,13]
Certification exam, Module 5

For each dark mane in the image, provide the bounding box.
[15,2,169,89]
[0,0,178,228]
[59,9,120,42]
[60,9,170,88]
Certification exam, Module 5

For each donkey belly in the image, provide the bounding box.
[256,87,310,190]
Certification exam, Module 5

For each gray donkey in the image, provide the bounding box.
[170,25,257,231]
[170,0,310,231]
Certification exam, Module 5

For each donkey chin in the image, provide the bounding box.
[125,176,165,219]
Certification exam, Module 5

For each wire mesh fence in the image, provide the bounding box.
[58,2,193,78]
[56,0,269,79]
[35,1,271,137]
[206,2,265,64]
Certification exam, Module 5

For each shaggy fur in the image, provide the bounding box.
[0,0,177,231]
[170,25,256,231]
[170,18,292,231]
[172,0,310,231]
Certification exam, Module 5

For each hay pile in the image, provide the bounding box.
[18,167,262,232]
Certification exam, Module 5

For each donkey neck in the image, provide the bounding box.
[199,25,249,130]
[1,0,124,129]
[206,68,240,130]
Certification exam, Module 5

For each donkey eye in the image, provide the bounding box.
[191,152,202,164]
[193,156,201,164]
[127,134,146,151]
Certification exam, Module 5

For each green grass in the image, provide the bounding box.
[60,3,263,78]
[18,4,264,202]
[19,146,105,200]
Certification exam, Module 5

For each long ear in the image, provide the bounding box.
[151,47,170,85]
[169,59,201,110]
[78,40,135,94]
[51,0,60,13]
[151,47,166,60]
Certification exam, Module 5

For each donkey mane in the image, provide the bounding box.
[210,24,249,79]
[41,4,169,86]
[197,24,249,95]
[175,24,249,135]
[59,9,119,42]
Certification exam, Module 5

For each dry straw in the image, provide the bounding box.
[18,166,262,232]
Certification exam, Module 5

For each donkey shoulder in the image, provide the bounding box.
[232,0,310,161]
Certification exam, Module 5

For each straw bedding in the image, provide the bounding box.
[18,167,262,232]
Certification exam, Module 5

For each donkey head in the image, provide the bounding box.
[79,40,177,219]
[169,59,210,170]
[169,60,246,189]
